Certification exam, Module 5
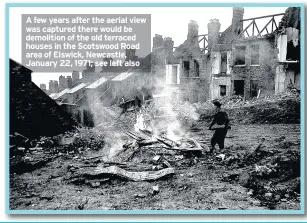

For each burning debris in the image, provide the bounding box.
[9,89,301,211]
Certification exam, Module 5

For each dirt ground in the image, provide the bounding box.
[10,122,300,211]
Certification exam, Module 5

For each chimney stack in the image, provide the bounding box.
[152,34,163,51]
[163,37,174,62]
[232,7,244,37]
[187,20,199,44]
[207,19,221,50]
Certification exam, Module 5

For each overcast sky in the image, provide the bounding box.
[9,6,288,88]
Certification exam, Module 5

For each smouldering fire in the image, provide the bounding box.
[134,113,146,132]
[166,121,182,142]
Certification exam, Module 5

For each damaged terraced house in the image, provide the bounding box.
[45,48,153,128]
[153,7,300,102]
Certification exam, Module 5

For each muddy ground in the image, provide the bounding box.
[10,121,300,210]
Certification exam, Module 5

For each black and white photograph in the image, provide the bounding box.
[8,4,303,212]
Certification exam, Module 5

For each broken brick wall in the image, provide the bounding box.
[231,37,277,99]
[179,55,210,103]
[173,41,210,103]
[275,63,300,94]
[209,44,233,100]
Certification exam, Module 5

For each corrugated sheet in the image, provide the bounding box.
[112,72,134,81]
[50,88,70,100]
[86,77,109,89]
[67,83,88,94]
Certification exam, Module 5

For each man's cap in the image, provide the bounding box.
[213,100,222,107]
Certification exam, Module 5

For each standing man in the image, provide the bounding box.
[209,100,230,154]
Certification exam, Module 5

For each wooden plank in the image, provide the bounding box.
[193,138,211,152]
[234,21,253,40]
[257,18,273,36]
[272,17,278,30]
[166,146,202,152]
[245,30,250,37]
[116,145,140,163]
[198,36,205,43]
[138,140,159,147]
[241,13,284,21]
[125,132,144,141]
[254,21,260,34]
[90,166,175,181]
[139,129,173,147]
[191,138,204,150]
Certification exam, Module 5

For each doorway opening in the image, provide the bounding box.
[234,80,244,96]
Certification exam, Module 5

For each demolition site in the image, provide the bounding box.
[9,7,301,211]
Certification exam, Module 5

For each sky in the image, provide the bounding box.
[9,6,288,89]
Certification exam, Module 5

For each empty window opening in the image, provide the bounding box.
[286,40,300,61]
[234,80,244,96]
[194,60,200,77]
[221,52,227,73]
[250,80,259,98]
[220,85,226,96]
[183,61,190,77]
[235,46,246,65]
[251,45,260,65]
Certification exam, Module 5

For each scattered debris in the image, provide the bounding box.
[216,154,226,161]
[255,164,277,176]
[152,185,159,195]
[152,155,161,164]
[77,198,89,210]
[9,91,300,211]
[40,191,54,201]
[135,193,147,198]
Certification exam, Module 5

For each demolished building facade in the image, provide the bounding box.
[15,7,300,133]
[158,7,300,102]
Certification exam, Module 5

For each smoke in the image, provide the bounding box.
[77,66,201,159]
[85,93,129,158]
[104,131,127,159]
[149,73,200,141]
[134,113,146,132]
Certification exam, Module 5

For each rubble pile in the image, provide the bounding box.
[64,129,206,186]
[196,91,299,110]
[10,128,106,174]
[67,128,106,150]
[246,149,300,209]
[9,90,301,210]
[196,92,300,124]
[220,140,300,209]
